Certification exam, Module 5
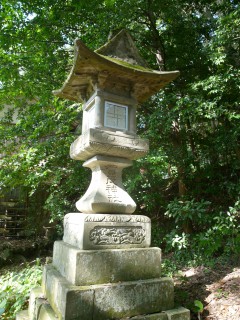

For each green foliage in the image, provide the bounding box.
[0,0,239,254]
[194,199,240,256]
[125,152,169,216]
[161,257,181,278]
[0,260,42,320]
[153,199,240,260]
[165,198,211,230]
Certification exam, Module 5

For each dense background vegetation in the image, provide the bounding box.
[0,0,239,260]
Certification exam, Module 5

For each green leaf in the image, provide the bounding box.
[194,300,204,312]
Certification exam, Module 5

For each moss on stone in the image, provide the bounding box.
[98,54,155,72]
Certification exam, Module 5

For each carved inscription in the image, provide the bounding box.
[104,166,122,204]
[89,226,146,245]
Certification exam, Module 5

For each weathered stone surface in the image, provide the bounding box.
[75,155,136,214]
[42,264,174,320]
[38,303,59,319]
[53,241,161,285]
[28,287,45,320]
[42,265,94,320]
[63,213,151,249]
[16,310,29,320]
[92,278,174,319]
[120,307,190,319]
[70,128,149,161]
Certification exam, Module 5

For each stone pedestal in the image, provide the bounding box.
[17,214,190,320]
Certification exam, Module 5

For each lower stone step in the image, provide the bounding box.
[20,285,189,320]
[23,302,189,320]
[122,307,190,319]
[42,264,175,320]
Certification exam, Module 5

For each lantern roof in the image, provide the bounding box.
[53,29,179,103]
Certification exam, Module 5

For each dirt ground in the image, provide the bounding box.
[174,260,240,320]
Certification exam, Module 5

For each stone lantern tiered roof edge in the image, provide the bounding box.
[53,37,179,103]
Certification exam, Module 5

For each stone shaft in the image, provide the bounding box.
[76,155,136,214]
[63,213,151,249]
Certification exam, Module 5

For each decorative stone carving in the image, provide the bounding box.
[84,214,150,223]
[89,226,146,245]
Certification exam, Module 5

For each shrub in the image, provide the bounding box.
[0,259,42,320]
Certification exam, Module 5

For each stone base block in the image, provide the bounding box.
[42,264,174,320]
[63,213,151,249]
[53,241,161,285]
[121,307,190,319]
[16,310,29,320]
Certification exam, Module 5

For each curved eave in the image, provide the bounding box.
[53,39,180,103]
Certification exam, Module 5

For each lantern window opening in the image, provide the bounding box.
[104,101,128,131]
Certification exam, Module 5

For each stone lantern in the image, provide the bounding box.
[17,30,190,320]
[54,30,178,216]
[52,30,180,250]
